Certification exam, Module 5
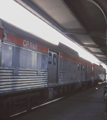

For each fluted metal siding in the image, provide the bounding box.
[59,71,75,83]
[59,58,86,83]
[59,58,77,83]
[0,69,48,93]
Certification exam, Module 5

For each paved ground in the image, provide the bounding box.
[13,84,105,120]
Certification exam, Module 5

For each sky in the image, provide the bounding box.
[0,0,106,69]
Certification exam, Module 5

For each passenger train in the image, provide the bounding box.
[0,19,106,119]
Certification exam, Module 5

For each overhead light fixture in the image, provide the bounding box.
[0,0,106,67]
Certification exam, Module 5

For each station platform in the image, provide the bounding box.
[13,84,105,120]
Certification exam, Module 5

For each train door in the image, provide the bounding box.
[78,64,81,81]
[48,51,58,83]
[91,65,94,85]
[85,63,87,80]
[81,64,83,81]
[80,64,82,81]
[81,64,85,81]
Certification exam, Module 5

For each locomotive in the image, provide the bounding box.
[0,19,106,119]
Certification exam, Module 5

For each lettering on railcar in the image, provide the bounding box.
[23,40,37,50]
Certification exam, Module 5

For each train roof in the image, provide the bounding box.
[0,19,80,59]
[93,64,106,70]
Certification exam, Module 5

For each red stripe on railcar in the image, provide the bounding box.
[60,53,85,65]
[5,32,48,53]
[94,65,104,70]
[0,29,2,39]
[87,64,92,67]
[37,45,48,53]
[6,33,24,46]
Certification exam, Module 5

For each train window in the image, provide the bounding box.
[36,53,42,69]
[13,47,20,68]
[83,66,85,71]
[1,44,13,67]
[41,54,48,70]
[48,52,52,64]
[26,51,32,68]
[31,51,37,69]
[26,50,37,69]
[53,54,57,65]
[81,65,83,71]
[78,64,80,71]
[19,48,27,68]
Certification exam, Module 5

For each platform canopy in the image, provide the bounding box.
[16,0,107,65]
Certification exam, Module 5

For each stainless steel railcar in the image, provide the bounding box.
[0,19,106,119]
